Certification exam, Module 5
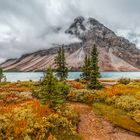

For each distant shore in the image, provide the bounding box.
[2,71,140,82]
[3,70,140,72]
[99,78,140,81]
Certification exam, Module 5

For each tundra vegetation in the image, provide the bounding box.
[0,45,140,139]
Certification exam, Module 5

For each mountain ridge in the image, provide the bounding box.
[1,16,140,72]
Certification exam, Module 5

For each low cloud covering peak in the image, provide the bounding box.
[0,0,140,62]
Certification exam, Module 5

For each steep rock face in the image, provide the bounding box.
[65,16,140,71]
[1,16,140,71]
[1,44,82,71]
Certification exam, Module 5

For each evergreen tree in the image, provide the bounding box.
[54,45,68,81]
[81,55,90,81]
[87,45,102,89]
[40,67,69,108]
[61,46,68,80]
[0,68,4,82]
[54,47,62,79]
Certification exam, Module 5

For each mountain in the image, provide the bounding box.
[1,16,140,72]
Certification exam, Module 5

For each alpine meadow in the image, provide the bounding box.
[0,0,140,140]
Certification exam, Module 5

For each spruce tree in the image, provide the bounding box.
[0,68,4,82]
[54,45,68,80]
[40,67,69,108]
[54,47,62,79]
[40,67,57,105]
[87,45,102,89]
[81,55,90,81]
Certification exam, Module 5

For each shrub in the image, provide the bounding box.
[43,114,81,140]
[105,83,140,97]
[67,89,97,104]
[114,95,140,111]
[94,90,108,102]
[105,96,118,105]
[0,99,80,140]
[0,100,50,140]
[67,81,85,89]
[0,81,81,140]
[56,106,79,127]
[75,78,80,82]
[129,110,140,124]
[105,95,140,112]
[118,77,131,85]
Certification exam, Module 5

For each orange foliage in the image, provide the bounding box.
[0,99,52,140]
[0,82,36,95]
[105,84,140,97]
[67,81,85,89]
[105,86,124,97]
[29,99,52,118]
[0,82,80,140]
[0,82,34,106]
[0,83,30,92]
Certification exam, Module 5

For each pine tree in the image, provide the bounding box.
[81,55,90,81]
[54,45,68,80]
[61,46,68,80]
[40,67,69,108]
[87,45,102,89]
[40,68,57,105]
[0,68,4,83]
[54,47,61,78]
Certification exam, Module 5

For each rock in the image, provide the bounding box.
[1,16,140,72]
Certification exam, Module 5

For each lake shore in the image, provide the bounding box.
[2,72,140,82]
[99,77,140,81]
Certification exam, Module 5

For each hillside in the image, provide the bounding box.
[1,16,140,71]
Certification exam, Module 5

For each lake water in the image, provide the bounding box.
[3,72,140,82]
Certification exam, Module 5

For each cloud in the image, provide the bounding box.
[0,0,140,62]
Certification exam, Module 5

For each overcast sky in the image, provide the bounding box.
[0,0,140,62]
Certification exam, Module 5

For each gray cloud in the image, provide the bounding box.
[0,0,140,62]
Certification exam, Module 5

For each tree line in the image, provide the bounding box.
[0,44,102,108]
[53,44,102,89]
[38,44,102,109]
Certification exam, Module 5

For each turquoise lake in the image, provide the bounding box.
[3,72,140,82]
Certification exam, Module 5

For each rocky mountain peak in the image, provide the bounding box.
[74,16,85,24]
[66,16,102,33]
[87,17,101,25]
[65,16,86,36]
[65,16,115,42]
[1,16,140,72]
